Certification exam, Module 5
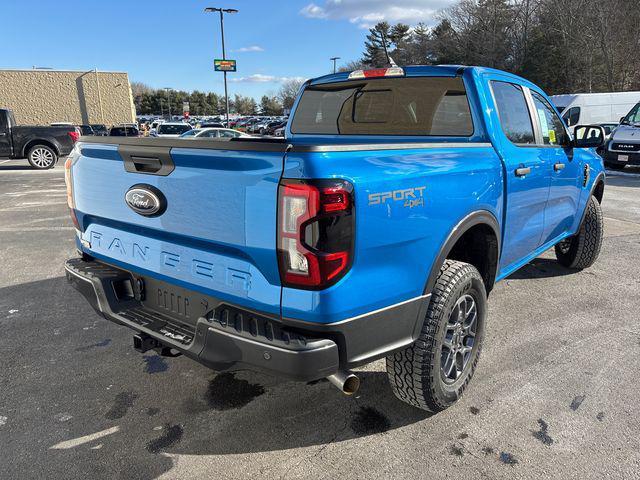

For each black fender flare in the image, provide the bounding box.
[423,210,501,295]
[576,171,605,228]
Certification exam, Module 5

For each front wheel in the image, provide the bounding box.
[27,145,57,169]
[386,260,487,412]
[555,195,603,269]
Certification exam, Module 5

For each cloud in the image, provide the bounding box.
[300,0,456,28]
[233,46,265,53]
[230,74,306,84]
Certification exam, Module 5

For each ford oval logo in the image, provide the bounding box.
[125,185,166,217]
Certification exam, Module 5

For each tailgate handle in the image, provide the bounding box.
[132,156,162,173]
[119,145,175,176]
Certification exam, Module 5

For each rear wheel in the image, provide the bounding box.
[555,195,603,269]
[386,260,487,412]
[27,145,57,169]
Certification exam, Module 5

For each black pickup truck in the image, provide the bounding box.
[0,109,79,169]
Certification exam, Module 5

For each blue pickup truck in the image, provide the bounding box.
[64,66,606,412]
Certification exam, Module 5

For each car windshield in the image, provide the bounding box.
[180,130,199,137]
[291,76,474,136]
[158,124,191,134]
[622,102,640,125]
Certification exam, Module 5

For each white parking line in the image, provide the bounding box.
[50,426,120,449]
[0,160,11,165]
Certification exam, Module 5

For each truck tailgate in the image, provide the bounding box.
[71,138,288,316]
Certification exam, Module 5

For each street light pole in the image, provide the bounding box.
[330,56,341,74]
[205,7,238,127]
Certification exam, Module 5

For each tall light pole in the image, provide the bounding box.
[205,7,238,127]
[164,87,172,120]
[330,56,341,74]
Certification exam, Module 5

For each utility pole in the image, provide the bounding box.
[205,7,238,127]
[330,57,341,74]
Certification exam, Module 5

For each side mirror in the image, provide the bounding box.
[573,125,606,148]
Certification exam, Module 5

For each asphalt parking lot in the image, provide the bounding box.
[1,158,640,480]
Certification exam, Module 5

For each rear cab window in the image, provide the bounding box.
[290,77,474,136]
[158,124,192,135]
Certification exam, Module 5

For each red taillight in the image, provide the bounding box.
[348,67,405,80]
[68,130,80,143]
[64,156,80,230]
[277,179,354,289]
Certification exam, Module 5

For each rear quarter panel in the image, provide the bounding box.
[281,144,504,323]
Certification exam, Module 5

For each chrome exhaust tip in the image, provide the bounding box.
[327,370,360,395]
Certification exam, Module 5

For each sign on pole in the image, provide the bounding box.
[214,59,237,72]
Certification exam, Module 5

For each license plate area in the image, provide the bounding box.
[618,154,629,162]
[138,275,219,328]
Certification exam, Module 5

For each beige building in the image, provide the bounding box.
[0,69,136,126]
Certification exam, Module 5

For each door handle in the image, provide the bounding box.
[0,132,6,136]
[515,167,531,177]
[554,162,566,171]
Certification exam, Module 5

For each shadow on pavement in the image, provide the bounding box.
[1,276,431,480]
[507,257,577,280]
[603,174,640,188]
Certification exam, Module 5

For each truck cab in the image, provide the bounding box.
[64,66,606,412]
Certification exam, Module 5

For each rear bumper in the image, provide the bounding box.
[65,257,430,381]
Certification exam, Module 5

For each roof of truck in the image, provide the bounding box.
[309,65,535,89]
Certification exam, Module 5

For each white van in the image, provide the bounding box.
[551,92,640,131]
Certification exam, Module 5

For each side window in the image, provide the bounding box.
[530,91,569,146]
[219,130,237,138]
[562,106,580,127]
[491,81,535,145]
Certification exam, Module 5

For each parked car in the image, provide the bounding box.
[64,65,605,412]
[109,126,139,137]
[265,121,287,136]
[91,124,108,136]
[77,125,95,136]
[152,122,192,137]
[0,108,78,169]
[601,101,640,170]
[179,129,202,138]
[236,118,260,132]
[552,91,640,133]
[182,127,252,140]
[273,126,285,137]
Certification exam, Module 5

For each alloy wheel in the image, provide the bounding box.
[441,294,478,384]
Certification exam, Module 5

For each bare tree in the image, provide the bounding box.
[278,78,306,111]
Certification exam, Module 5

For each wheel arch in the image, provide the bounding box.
[22,139,60,158]
[592,173,605,204]
[424,210,501,296]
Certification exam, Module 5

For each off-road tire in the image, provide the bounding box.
[27,145,57,169]
[386,260,487,412]
[555,195,603,269]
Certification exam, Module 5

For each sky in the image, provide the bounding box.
[4,0,455,99]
